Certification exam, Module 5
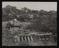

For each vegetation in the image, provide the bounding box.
[2,5,57,46]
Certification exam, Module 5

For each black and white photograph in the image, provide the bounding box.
[2,2,57,46]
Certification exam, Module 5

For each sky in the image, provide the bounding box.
[2,2,57,11]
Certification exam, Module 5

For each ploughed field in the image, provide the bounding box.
[2,22,57,46]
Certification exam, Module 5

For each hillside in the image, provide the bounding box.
[2,5,57,46]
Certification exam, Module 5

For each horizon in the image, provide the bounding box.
[2,5,57,12]
[2,2,57,11]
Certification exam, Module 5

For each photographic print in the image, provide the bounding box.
[2,2,57,46]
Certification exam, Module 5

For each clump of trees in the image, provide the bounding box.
[31,10,57,33]
[2,5,57,34]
